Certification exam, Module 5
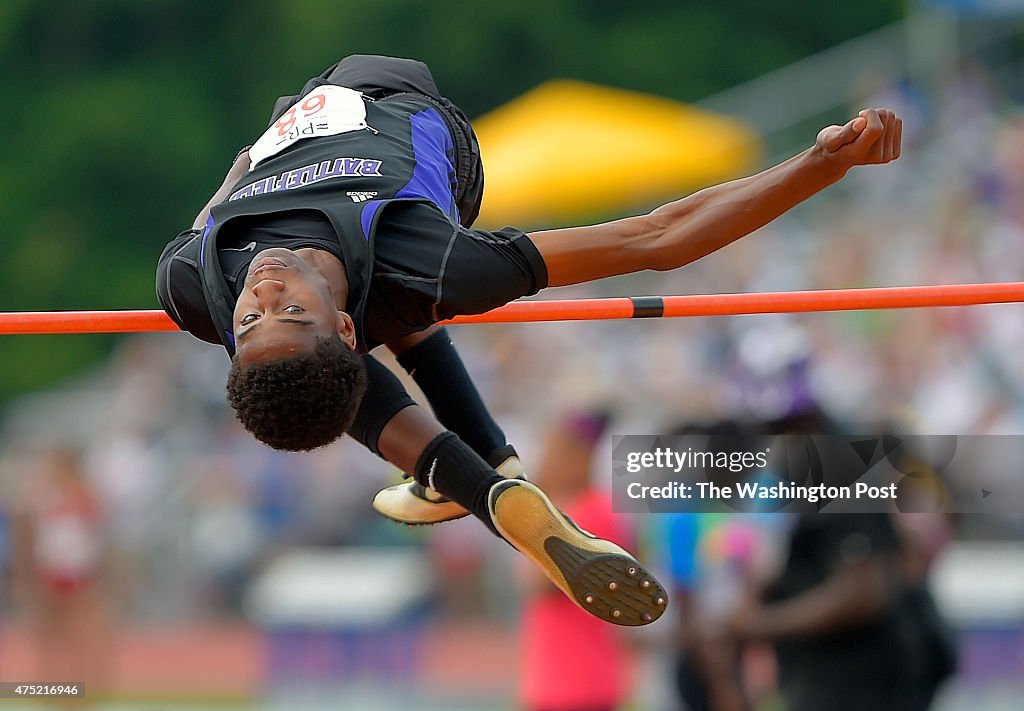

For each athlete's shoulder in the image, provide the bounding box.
[155,229,221,347]
[373,198,460,236]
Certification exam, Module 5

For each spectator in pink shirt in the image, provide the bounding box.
[519,410,634,711]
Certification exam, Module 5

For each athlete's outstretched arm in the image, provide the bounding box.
[191,148,251,230]
[529,108,902,287]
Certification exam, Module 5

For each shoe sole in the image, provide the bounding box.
[373,458,526,527]
[374,507,470,526]
[490,481,667,626]
[372,486,470,526]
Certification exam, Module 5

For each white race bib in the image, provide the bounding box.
[248,85,370,168]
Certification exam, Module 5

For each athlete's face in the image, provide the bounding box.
[232,248,355,364]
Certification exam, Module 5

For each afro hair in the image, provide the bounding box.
[226,335,368,451]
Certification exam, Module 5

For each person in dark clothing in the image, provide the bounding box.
[733,513,910,710]
[728,510,953,709]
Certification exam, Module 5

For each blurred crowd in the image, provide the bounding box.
[0,60,1023,708]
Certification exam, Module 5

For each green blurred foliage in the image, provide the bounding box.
[0,0,902,401]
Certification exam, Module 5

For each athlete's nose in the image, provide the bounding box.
[252,279,285,308]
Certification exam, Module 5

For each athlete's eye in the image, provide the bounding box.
[283,305,305,314]
[240,313,259,326]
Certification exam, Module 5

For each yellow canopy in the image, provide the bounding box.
[472,79,762,228]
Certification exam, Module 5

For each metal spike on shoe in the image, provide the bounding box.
[487,479,668,626]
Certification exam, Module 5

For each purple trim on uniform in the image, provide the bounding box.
[224,330,235,348]
[360,200,386,239]
[199,214,215,267]
[395,109,457,218]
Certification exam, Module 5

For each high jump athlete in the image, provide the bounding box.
[156,55,901,626]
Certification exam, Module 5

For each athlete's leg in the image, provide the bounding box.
[376,405,501,536]
[375,404,668,626]
[350,348,521,524]
[389,325,508,459]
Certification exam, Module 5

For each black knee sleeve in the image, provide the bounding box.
[346,355,416,457]
[396,327,507,459]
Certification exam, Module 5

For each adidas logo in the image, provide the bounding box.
[346,191,379,203]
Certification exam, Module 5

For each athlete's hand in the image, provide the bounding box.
[815,108,902,170]
[231,145,252,172]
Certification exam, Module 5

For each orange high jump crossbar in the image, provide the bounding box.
[1,281,1023,335]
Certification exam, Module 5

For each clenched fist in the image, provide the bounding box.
[815,108,902,170]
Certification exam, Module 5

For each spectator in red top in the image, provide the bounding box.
[12,446,113,700]
[519,410,635,711]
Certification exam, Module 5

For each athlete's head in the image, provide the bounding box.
[226,248,367,451]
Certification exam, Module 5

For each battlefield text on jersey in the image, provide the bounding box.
[229,157,384,201]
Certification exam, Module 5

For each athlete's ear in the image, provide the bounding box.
[336,310,357,351]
